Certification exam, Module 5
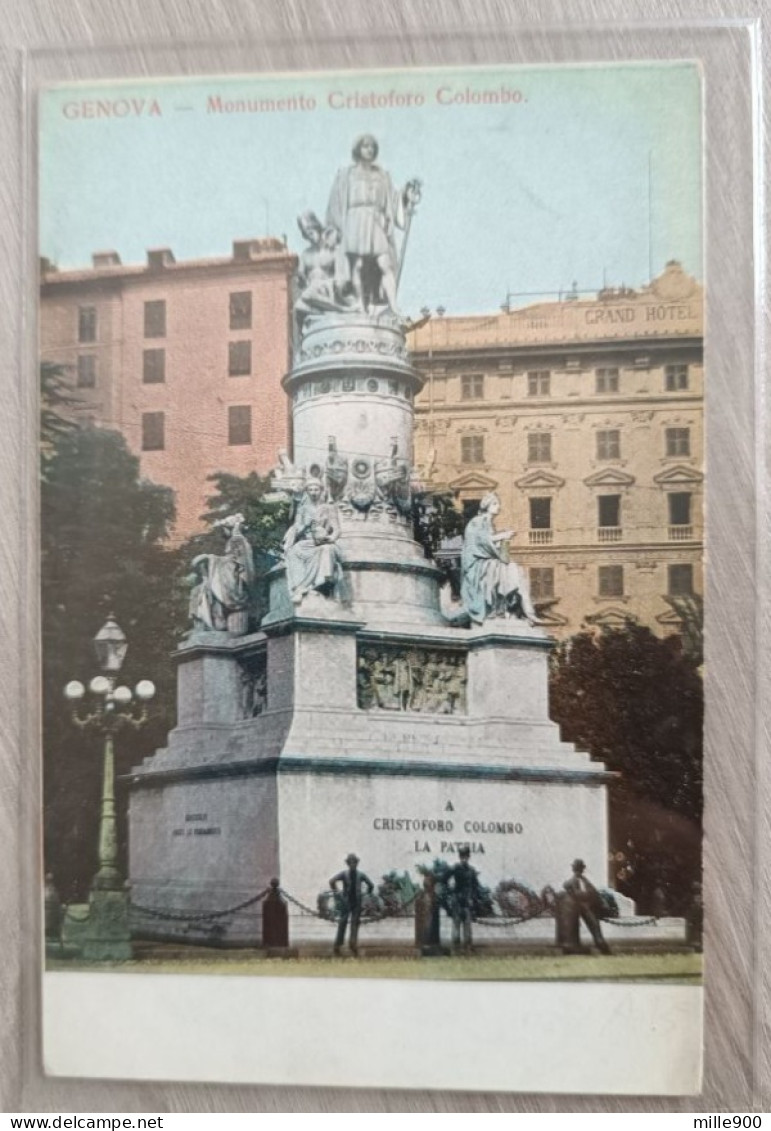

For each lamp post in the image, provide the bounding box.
[63,614,155,960]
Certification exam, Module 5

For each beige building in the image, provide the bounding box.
[40,239,295,541]
[408,261,703,640]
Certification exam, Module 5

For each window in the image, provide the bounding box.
[141,411,165,451]
[460,374,484,400]
[668,492,692,525]
[78,306,97,343]
[229,340,252,376]
[665,364,689,392]
[530,567,554,600]
[527,370,550,396]
[143,348,165,384]
[461,435,484,464]
[596,429,621,460]
[230,291,252,330]
[666,427,691,457]
[76,354,96,388]
[668,564,694,596]
[462,499,481,522]
[528,432,551,463]
[144,300,166,338]
[596,368,619,394]
[598,565,624,597]
[228,405,252,446]
[598,495,621,527]
[529,497,552,529]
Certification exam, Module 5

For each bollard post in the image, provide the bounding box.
[261,879,299,957]
[415,874,447,957]
[44,873,62,954]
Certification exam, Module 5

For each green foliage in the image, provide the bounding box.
[42,425,181,900]
[412,491,464,560]
[40,361,80,477]
[549,622,703,913]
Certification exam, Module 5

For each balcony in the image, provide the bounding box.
[528,529,553,545]
[669,524,694,541]
[597,526,622,543]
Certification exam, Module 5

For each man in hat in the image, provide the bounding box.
[447,845,481,954]
[329,853,375,956]
[562,858,612,955]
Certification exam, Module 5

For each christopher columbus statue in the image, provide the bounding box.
[326,134,420,314]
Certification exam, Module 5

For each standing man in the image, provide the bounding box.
[562,858,612,955]
[447,845,480,954]
[330,853,375,957]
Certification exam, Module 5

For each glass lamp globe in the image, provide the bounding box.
[93,615,128,674]
[89,675,111,696]
[64,680,85,701]
[112,685,132,706]
[135,680,156,701]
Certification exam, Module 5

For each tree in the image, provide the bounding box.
[40,361,80,476]
[42,425,180,900]
[412,491,465,594]
[549,622,703,914]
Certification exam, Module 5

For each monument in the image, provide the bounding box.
[128,135,627,944]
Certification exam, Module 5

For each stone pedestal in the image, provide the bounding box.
[128,311,641,946]
[61,891,133,961]
[128,611,620,944]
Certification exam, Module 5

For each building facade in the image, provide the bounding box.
[408,261,704,641]
[40,239,295,540]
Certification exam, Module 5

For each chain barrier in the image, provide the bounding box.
[604,916,659,928]
[279,887,328,920]
[130,887,270,924]
[279,886,421,924]
[126,883,661,933]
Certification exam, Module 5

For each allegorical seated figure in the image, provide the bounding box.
[282,478,343,605]
[460,492,537,626]
[188,513,255,635]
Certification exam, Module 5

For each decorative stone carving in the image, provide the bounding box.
[357,644,467,714]
[325,436,349,501]
[294,212,353,331]
[187,514,255,636]
[297,336,410,364]
[271,449,306,497]
[239,652,267,718]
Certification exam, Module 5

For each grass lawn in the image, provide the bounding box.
[47,949,702,983]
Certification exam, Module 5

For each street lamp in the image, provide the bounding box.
[63,614,155,960]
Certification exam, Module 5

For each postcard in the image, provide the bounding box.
[39,62,703,1094]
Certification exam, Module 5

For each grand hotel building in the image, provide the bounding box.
[408,260,704,641]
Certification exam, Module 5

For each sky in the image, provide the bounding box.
[39,63,702,316]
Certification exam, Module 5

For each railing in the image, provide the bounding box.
[597,527,622,542]
[528,529,553,545]
[668,525,694,541]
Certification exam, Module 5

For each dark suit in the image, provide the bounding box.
[448,859,480,950]
[562,872,611,954]
[330,866,374,953]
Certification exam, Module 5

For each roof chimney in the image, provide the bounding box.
[92,250,122,269]
[147,248,176,270]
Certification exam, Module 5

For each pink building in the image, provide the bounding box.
[40,239,296,541]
